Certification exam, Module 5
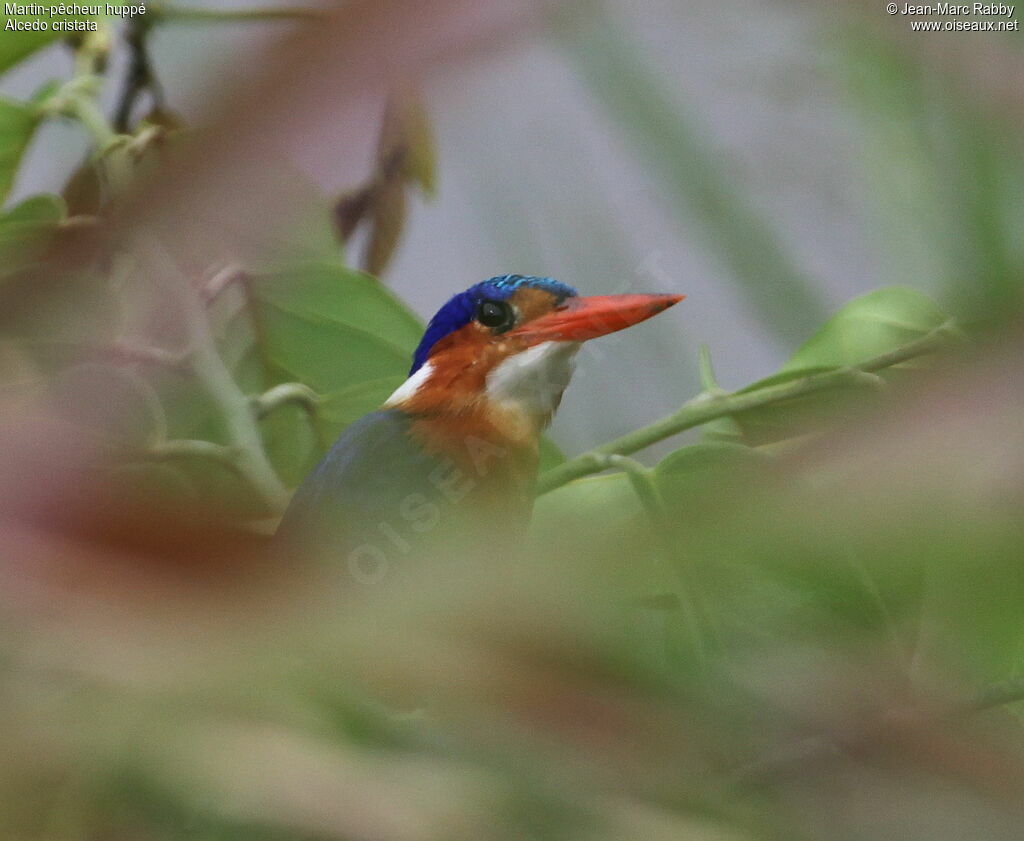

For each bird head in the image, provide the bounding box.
[385,275,683,439]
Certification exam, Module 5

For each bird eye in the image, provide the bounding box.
[476,299,514,330]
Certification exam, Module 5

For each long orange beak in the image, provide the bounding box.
[509,293,684,344]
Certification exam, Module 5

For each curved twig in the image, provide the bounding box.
[537,322,959,495]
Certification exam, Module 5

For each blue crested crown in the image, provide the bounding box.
[409,275,577,375]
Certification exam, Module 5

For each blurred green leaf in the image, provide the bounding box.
[537,435,564,473]
[705,287,947,445]
[248,262,421,393]
[1,192,65,223]
[317,376,405,441]
[529,471,643,573]
[0,18,101,77]
[781,286,947,372]
[0,220,56,278]
[0,195,64,280]
[0,97,42,203]
[251,261,422,351]
[260,402,319,488]
[936,104,1024,325]
[379,88,437,197]
[0,30,64,77]
[655,442,772,512]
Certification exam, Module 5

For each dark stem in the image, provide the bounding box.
[113,19,163,134]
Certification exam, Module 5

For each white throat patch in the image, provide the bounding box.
[384,361,434,408]
[485,341,581,424]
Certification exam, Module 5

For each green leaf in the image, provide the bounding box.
[704,287,947,446]
[231,263,422,480]
[0,194,64,278]
[0,221,57,280]
[317,376,405,442]
[255,306,411,394]
[28,78,61,105]
[655,442,773,515]
[537,436,564,474]
[0,97,41,203]
[252,261,422,351]
[248,262,422,393]
[527,452,767,631]
[379,89,437,197]
[0,30,63,78]
[528,472,643,571]
[780,286,947,372]
[163,263,422,487]
[260,402,319,488]
[0,16,100,77]
[2,192,65,223]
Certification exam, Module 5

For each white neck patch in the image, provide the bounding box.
[485,341,580,425]
[384,361,434,408]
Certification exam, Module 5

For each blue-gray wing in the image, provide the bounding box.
[274,409,443,559]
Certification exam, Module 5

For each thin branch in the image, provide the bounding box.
[69,28,110,76]
[96,342,189,371]
[198,265,276,388]
[697,344,723,394]
[251,382,319,419]
[200,263,247,304]
[599,455,664,525]
[58,82,119,151]
[113,18,163,133]
[537,322,959,495]
[139,241,290,514]
[40,75,134,196]
[146,439,240,470]
[240,274,277,390]
[252,382,325,452]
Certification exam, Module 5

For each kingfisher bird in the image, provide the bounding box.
[275,275,682,580]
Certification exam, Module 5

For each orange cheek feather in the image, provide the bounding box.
[399,323,538,473]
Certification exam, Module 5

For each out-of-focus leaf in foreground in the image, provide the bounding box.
[0,14,100,76]
[0,194,64,280]
[0,96,42,202]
